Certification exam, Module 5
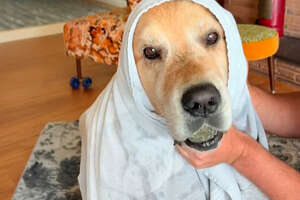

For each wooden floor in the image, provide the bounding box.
[0,34,298,200]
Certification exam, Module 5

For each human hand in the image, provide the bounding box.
[175,126,249,169]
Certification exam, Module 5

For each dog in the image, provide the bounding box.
[133,0,232,151]
[79,0,269,199]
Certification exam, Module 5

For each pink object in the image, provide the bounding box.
[257,0,286,37]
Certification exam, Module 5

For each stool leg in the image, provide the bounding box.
[267,56,276,94]
[76,58,82,80]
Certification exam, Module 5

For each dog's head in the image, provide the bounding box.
[133,0,231,151]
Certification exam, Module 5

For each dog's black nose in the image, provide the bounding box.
[181,84,221,117]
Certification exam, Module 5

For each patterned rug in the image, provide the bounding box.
[12,121,82,200]
[0,0,108,31]
[12,121,300,200]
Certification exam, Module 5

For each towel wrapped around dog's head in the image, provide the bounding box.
[79,0,268,199]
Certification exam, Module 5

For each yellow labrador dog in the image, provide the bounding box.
[133,0,231,151]
[78,1,269,198]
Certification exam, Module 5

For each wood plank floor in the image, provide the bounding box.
[0,34,298,200]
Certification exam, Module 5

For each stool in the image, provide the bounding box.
[64,1,139,90]
[64,8,129,89]
[238,24,279,94]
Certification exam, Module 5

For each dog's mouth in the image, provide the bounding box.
[174,124,224,151]
[185,131,223,151]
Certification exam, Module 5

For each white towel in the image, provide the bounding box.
[78,0,269,199]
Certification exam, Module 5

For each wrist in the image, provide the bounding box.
[230,129,252,167]
[232,132,264,171]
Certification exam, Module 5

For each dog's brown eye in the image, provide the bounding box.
[206,32,219,46]
[143,47,161,60]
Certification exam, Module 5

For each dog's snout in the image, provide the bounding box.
[181,84,221,118]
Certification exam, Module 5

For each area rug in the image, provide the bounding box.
[12,121,300,200]
[12,121,82,200]
[0,0,108,31]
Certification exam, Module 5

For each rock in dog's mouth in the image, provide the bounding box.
[174,124,224,151]
[184,131,223,151]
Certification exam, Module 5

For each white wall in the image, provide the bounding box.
[0,23,65,43]
[97,0,127,7]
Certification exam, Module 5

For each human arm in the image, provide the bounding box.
[233,131,300,200]
[248,84,300,138]
[176,126,300,200]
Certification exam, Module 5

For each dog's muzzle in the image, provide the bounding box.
[175,83,224,151]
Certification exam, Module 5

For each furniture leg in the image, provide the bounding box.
[76,58,82,80]
[267,56,276,94]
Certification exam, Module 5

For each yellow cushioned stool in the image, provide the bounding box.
[238,24,279,94]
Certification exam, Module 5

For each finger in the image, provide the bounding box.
[175,145,191,159]
[184,156,213,169]
[176,146,217,168]
[176,146,202,164]
[176,146,205,164]
[180,145,214,159]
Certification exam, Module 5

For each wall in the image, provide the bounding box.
[226,0,300,38]
[225,0,259,24]
[0,23,64,43]
[285,0,300,38]
[96,0,127,7]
